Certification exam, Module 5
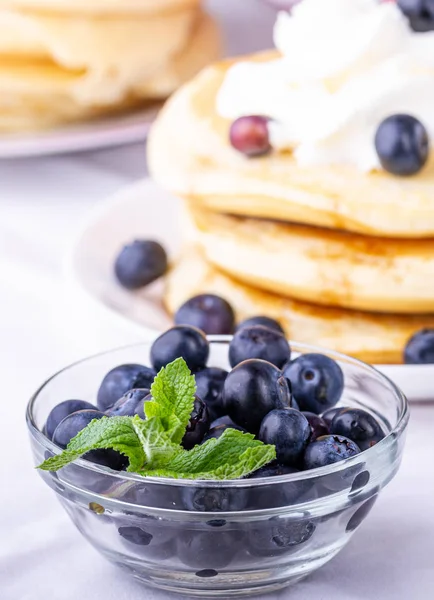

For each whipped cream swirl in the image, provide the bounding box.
[216,0,434,171]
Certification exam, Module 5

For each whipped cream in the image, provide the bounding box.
[216,0,434,171]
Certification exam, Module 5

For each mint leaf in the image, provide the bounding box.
[38,415,180,473]
[38,416,146,472]
[139,429,276,480]
[146,358,196,444]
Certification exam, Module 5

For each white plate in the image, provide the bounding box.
[68,179,434,402]
[0,107,159,158]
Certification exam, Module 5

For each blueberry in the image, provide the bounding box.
[182,486,248,512]
[302,412,329,441]
[106,388,149,418]
[322,407,345,427]
[179,530,240,569]
[229,325,291,369]
[375,114,429,176]
[195,367,228,421]
[150,325,209,373]
[404,328,434,364]
[202,423,247,442]
[258,409,311,466]
[182,396,210,449]
[246,463,314,508]
[346,496,378,532]
[247,515,315,557]
[224,359,292,434]
[330,409,385,451]
[350,470,371,494]
[236,315,284,335]
[397,0,434,32]
[303,435,360,471]
[97,364,156,412]
[114,240,167,290]
[196,569,218,578]
[118,526,153,545]
[45,399,96,440]
[117,518,175,560]
[283,353,344,414]
[229,115,271,157]
[174,294,235,335]
[52,410,127,470]
[210,415,238,428]
[248,462,299,479]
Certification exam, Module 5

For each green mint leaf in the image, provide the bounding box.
[38,416,146,472]
[139,429,276,480]
[38,415,180,473]
[130,415,180,468]
[147,357,196,444]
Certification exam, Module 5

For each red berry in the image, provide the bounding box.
[229,116,271,157]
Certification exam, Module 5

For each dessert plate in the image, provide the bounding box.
[0,107,159,158]
[68,179,434,401]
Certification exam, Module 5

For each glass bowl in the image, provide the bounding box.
[26,338,409,597]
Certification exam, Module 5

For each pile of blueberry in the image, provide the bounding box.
[44,317,385,476]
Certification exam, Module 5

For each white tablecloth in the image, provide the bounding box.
[1,2,434,599]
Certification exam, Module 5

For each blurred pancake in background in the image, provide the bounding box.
[0,2,220,132]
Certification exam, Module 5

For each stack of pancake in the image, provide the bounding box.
[148,52,434,365]
[0,0,220,132]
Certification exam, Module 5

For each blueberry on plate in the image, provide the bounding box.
[229,325,291,369]
[303,435,360,471]
[195,367,228,421]
[114,240,167,290]
[247,515,316,557]
[258,409,311,466]
[330,408,385,451]
[321,407,345,427]
[229,115,271,157]
[179,530,241,570]
[150,325,209,373]
[404,328,434,364]
[182,396,210,449]
[283,353,344,414]
[202,423,246,442]
[302,412,329,441]
[397,0,434,32]
[236,315,284,335]
[224,359,292,434]
[374,114,429,176]
[97,364,156,412]
[174,294,235,335]
[247,462,298,479]
[107,388,150,418]
[45,399,96,440]
[52,410,127,470]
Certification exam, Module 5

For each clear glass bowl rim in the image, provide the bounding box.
[26,336,409,489]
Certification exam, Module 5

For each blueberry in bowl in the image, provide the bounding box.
[26,336,408,597]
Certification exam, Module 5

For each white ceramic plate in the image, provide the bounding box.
[0,107,159,158]
[68,179,434,401]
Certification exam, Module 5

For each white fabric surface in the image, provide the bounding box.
[1,1,434,599]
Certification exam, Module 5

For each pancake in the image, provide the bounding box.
[0,9,220,131]
[183,205,434,314]
[148,53,434,239]
[165,248,434,365]
[2,1,199,15]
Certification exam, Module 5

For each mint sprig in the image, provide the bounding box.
[38,358,276,480]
